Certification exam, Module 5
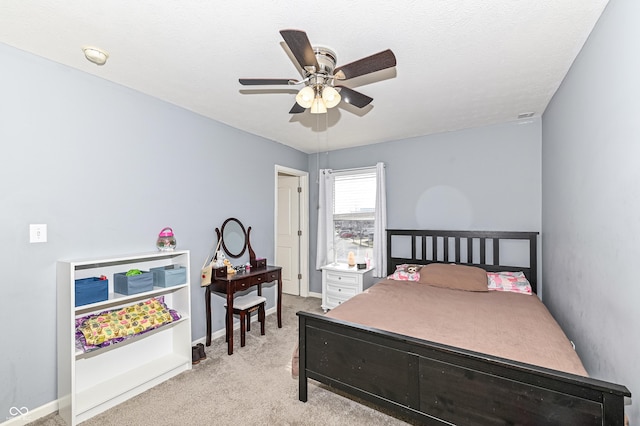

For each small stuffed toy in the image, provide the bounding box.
[406,265,419,274]
[214,250,225,267]
[388,264,421,281]
[223,258,236,275]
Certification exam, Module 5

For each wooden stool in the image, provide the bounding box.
[225,294,266,348]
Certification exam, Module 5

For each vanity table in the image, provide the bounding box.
[205,266,281,354]
[203,218,282,355]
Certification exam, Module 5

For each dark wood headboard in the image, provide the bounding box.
[386,229,539,293]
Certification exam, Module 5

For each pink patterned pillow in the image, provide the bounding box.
[387,264,420,281]
[487,271,532,295]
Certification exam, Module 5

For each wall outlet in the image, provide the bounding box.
[29,224,47,243]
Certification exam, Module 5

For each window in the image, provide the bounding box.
[317,162,386,276]
[332,168,376,263]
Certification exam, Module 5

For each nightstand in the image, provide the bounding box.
[321,263,376,312]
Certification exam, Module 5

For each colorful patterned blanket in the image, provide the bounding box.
[76,297,179,351]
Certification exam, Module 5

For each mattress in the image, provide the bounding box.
[325,279,587,376]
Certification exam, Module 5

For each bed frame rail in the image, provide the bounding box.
[298,311,630,425]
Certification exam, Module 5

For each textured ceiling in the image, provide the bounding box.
[1,1,608,153]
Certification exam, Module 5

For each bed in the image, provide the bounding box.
[297,229,631,425]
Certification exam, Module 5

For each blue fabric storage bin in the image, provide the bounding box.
[114,271,154,295]
[75,277,108,307]
[151,265,187,287]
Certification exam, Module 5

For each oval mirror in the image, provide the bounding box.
[221,217,247,258]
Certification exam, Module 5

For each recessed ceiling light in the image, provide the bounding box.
[518,112,535,119]
[82,46,109,66]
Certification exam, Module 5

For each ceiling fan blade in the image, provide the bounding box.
[334,49,397,80]
[280,29,319,71]
[336,86,373,108]
[239,78,293,85]
[289,103,306,114]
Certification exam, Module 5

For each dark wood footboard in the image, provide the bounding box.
[298,311,630,425]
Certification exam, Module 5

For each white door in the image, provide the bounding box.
[277,174,300,295]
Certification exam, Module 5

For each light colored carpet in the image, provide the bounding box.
[29,295,413,426]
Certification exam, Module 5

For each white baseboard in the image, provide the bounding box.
[2,400,58,426]
[308,291,321,299]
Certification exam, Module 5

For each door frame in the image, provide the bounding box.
[274,165,309,297]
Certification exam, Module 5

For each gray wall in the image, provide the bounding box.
[542,0,638,420]
[308,119,542,294]
[0,43,307,416]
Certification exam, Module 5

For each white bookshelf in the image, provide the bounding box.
[57,250,192,426]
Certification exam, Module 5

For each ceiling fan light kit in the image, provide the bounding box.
[321,86,341,108]
[239,29,396,114]
[295,85,341,114]
[310,96,328,114]
[295,86,315,108]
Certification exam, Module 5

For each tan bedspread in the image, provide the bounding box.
[324,279,587,376]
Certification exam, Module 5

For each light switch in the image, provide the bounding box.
[30,224,47,243]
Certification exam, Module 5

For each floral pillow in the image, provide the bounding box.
[387,264,421,281]
[487,271,532,295]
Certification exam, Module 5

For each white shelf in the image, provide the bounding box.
[57,250,192,426]
[76,353,189,423]
[63,250,188,266]
[74,283,188,314]
[74,316,190,359]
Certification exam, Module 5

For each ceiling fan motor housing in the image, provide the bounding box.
[312,47,337,76]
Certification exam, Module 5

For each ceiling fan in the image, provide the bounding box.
[239,29,397,114]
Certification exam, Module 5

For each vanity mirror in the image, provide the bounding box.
[215,217,256,261]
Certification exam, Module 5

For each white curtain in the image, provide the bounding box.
[373,162,387,277]
[316,169,334,269]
